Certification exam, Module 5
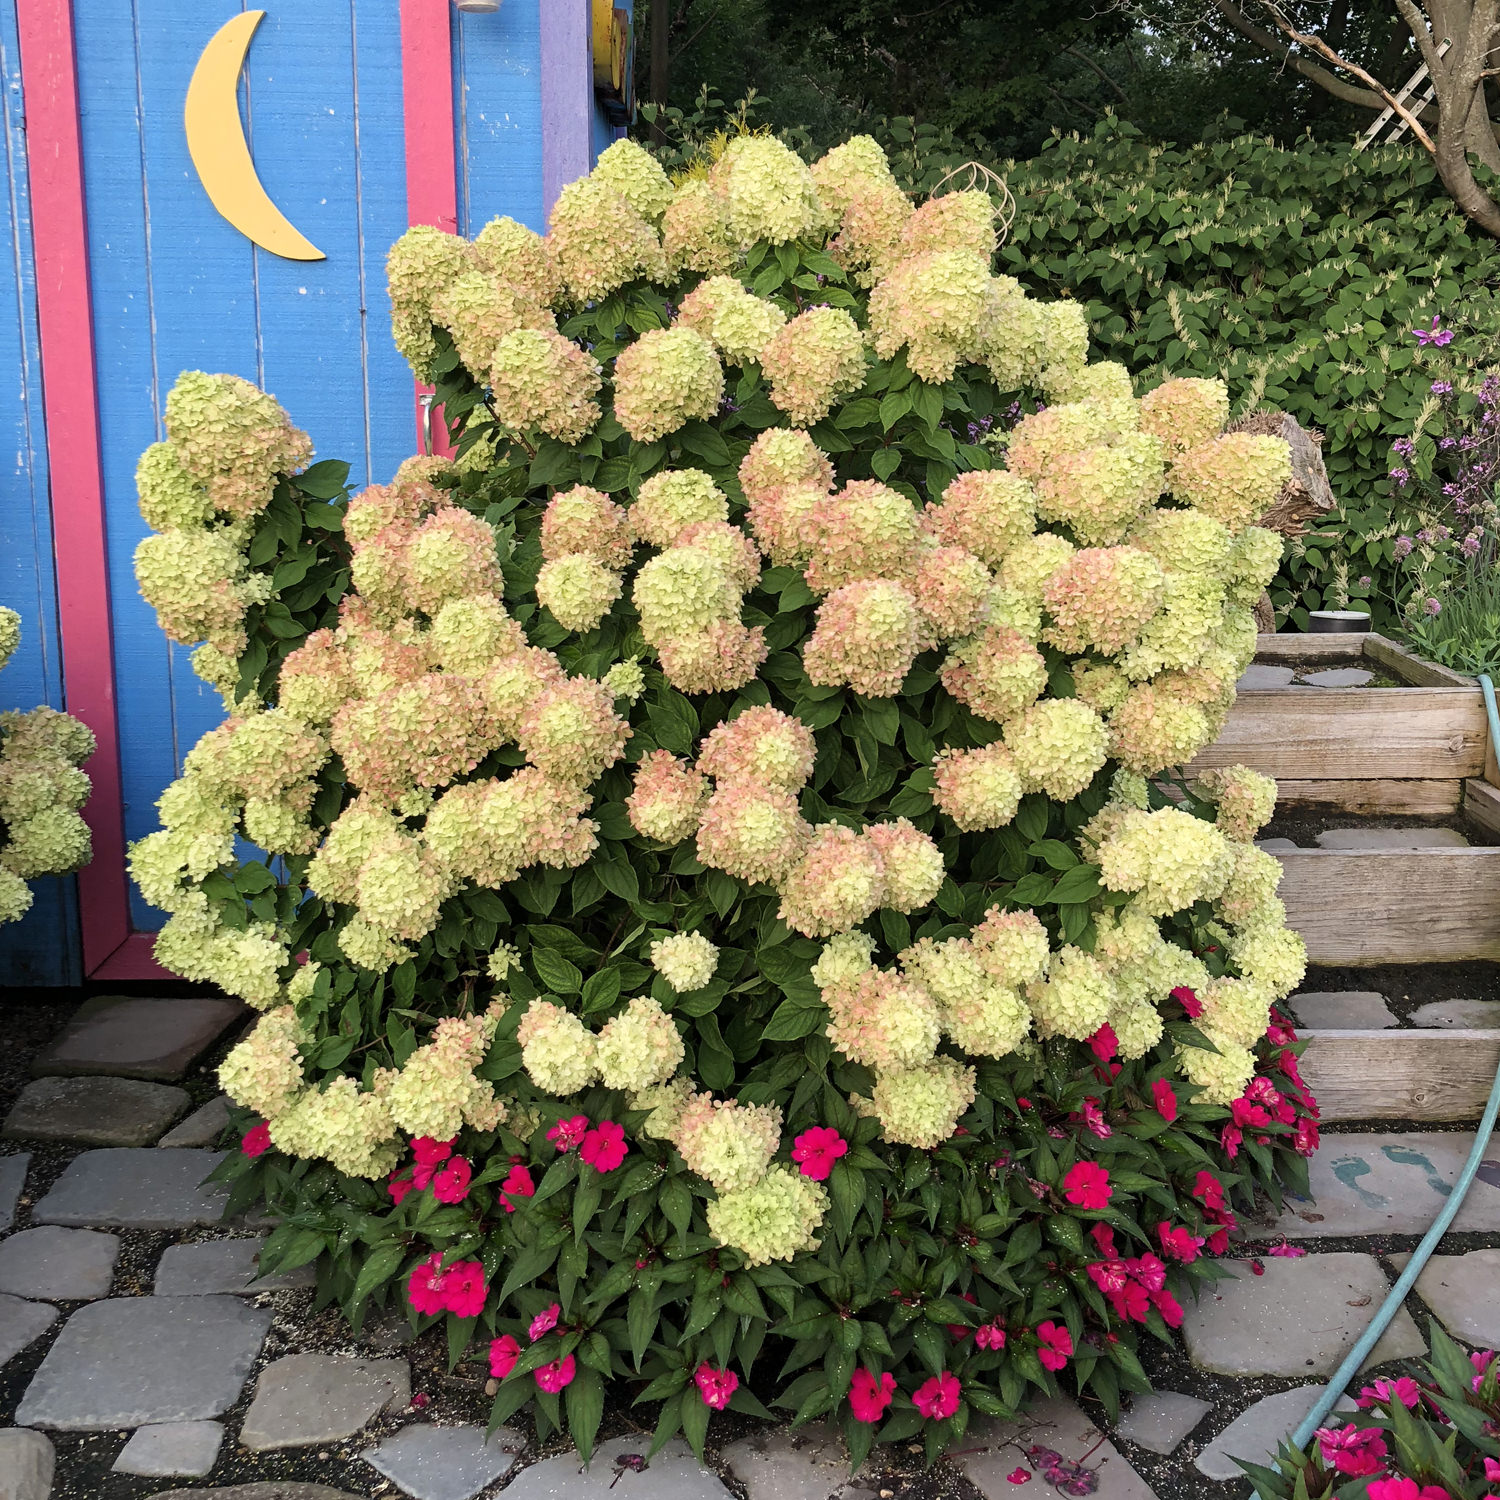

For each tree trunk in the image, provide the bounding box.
[650,0,670,141]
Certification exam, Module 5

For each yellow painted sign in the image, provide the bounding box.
[184,11,326,261]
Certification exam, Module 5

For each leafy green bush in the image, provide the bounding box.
[130,133,1318,1466]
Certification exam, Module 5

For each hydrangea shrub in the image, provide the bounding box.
[0,609,94,923]
[131,134,1319,1465]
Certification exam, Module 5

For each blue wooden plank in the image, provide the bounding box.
[454,0,545,236]
[0,0,81,983]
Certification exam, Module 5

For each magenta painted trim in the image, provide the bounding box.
[91,933,174,983]
[400,0,458,457]
[15,0,131,977]
[540,0,592,220]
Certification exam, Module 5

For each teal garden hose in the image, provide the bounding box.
[1249,672,1500,1495]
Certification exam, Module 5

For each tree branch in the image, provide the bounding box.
[1064,43,1131,104]
[1213,0,1391,110]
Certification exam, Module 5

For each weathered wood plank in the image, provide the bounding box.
[1277,848,1500,964]
[1274,778,1462,817]
[1194,689,1487,780]
[1298,1029,1500,1122]
[1253,632,1369,664]
[1465,778,1500,840]
[1362,635,1476,688]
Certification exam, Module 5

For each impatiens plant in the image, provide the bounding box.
[129,132,1319,1466]
[1243,1327,1500,1500]
[0,608,94,923]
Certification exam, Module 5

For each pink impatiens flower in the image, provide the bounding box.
[1151,1078,1178,1122]
[849,1367,895,1423]
[580,1119,628,1172]
[694,1363,739,1410]
[1088,1023,1118,1062]
[388,1169,415,1205]
[1484,1456,1500,1483]
[529,1302,561,1341]
[975,1322,1006,1350]
[547,1115,590,1153]
[1366,1480,1452,1500]
[241,1121,271,1157]
[913,1371,961,1420]
[406,1252,448,1317]
[440,1259,487,1319]
[534,1355,576,1393]
[500,1161,535,1212]
[791,1126,849,1180]
[1170,985,1202,1018]
[1156,1222,1202,1263]
[1356,1376,1422,1410]
[489,1334,521,1379]
[431,1156,472,1204]
[1062,1161,1111,1210]
[1036,1321,1073,1370]
[1315,1424,1388,1477]
[410,1136,454,1189]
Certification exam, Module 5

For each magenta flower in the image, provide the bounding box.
[535,1355,576,1393]
[1088,1023,1118,1062]
[1036,1322,1072,1371]
[580,1119,628,1172]
[1062,1161,1111,1211]
[791,1125,849,1180]
[546,1114,590,1152]
[913,1371,961,1419]
[529,1302,561,1341]
[241,1121,272,1157]
[406,1252,448,1317]
[500,1161,535,1212]
[1413,316,1454,346]
[694,1362,739,1410]
[1431,379,1453,394]
[849,1367,896,1422]
[1170,985,1202,1018]
[1366,1480,1452,1500]
[410,1135,454,1189]
[1156,1222,1202,1263]
[431,1155,472,1204]
[1151,1078,1178,1122]
[1355,1375,1421,1409]
[440,1259,487,1319]
[975,1322,1006,1350]
[489,1334,521,1378]
[1314,1424,1388,1477]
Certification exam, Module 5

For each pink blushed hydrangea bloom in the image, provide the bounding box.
[791,1126,848,1181]
[694,1363,739,1410]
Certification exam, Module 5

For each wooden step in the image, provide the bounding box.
[1298,1028,1500,1121]
[1277,847,1500,964]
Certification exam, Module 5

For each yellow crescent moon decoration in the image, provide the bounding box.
[184,11,325,261]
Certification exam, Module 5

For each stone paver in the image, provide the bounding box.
[1388,1248,1500,1346]
[154,1237,316,1296]
[361,1423,522,1500]
[957,1396,1157,1499]
[1196,1386,1354,1481]
[0,1227,119,1301]
[1288,990,1396,1030]
[1238,665,1296,689]
[32,995,244,1082]
[1315,826,1469,850]
[1182,1255,1423,1376]
[1300,667,1374,687]
[3,1076,189,1147]
[15,1294,270,1429]
[0,1293,58,1367]
[0,1429,55,1500]
[1114,1392,1212,1456]
[159,1095,232,1148]
[722,1424,873,1500]
[1257,838,1301,853]
[33,1149,229,1229]
[113,1420,224,1478]
[1409,998,1500,1029]
[501,1436,732,1500]
[146,1488,360,1500]
[1272,1131,1500,1237]
[0,1152,29,1230]
[240,1353,410,1451]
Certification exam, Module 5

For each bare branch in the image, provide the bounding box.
[1213,0,1391,110]
[1064,43,1131,104]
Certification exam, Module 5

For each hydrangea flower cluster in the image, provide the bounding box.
[134,130,1318,1465]
[0,609,95,922]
